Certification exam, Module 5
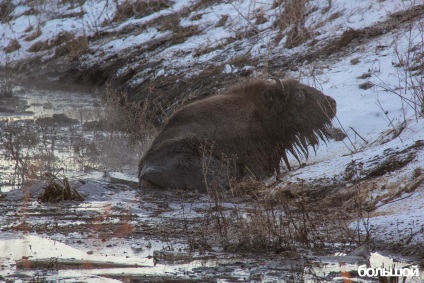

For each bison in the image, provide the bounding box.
[138,78,337,192]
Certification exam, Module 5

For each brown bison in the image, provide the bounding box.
[138,78,336,192]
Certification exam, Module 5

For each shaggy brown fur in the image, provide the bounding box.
[139,78,336,192]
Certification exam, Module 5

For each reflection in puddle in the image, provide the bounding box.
[0,86,103,193]
[0,83,141,193]
[1,233,422,282]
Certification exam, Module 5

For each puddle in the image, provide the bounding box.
[1,185,422,283]
[1,232,421,282]
[0,81,140,193]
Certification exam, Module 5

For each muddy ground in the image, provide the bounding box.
[0,80,423,282]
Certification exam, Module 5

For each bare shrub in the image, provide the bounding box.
[102,85,158,144]
[71,135,99,172]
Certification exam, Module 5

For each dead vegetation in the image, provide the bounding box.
[0,1,14,23]
[4,39,21,53]
[0,79,14,98]
[275,0,311,48]
[37,171,84,203]
[101,85,159,145]
[173,136,424,255]
[171,24,200,44]
[24,28,42,42]
[180,177,375,254]
[54,35,89,58]
[173,149,371,254]
[27,31,89,57]
[1,0,423,255]
[359,81,374,90]
[112,0,172,23]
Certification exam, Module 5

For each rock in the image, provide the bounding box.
[109,172,139,187]
[153,250,193,262]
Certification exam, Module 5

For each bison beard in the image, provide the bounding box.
[139,78,337,192]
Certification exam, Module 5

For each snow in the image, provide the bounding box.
[1,0,424,248]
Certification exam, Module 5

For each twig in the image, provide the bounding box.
[349,127,368,144]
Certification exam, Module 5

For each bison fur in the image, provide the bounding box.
[138,78,337,192]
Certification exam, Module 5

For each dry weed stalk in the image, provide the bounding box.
[189,145,375,253]
[276,0,311,48]
[1,121,39,189]
[102,84,158,145]
[373,1,424,121]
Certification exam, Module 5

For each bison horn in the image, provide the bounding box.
[272,77,283,90]
[272,77,289,101]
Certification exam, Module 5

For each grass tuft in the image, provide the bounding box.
[37,171,84,203]
[112,0,171,23]
[4,39,21,53]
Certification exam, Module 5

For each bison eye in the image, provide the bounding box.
[293,90,306,106]
[262,90,273,104]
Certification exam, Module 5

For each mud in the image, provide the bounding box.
[1,79,423,282]
[1,179,422,282]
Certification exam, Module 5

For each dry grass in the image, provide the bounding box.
[0,1,14,23]
[350,57,360,65]
[358,72,372,79]
[0,79,14,98]
[112,0,171,23]
[275,0,311,48]
[101,84,159,147]
[4,39,21,53]
[191,0,220,11]
[54,35,89,58]
[178,147,376,254]
[186,178,373,253]
[37,172,84,203]
[337,28,361,48]
[359,81,374,90]
[28,31,74,53]
[24,28,42,42]
[28,31,88,56]
[253,8,267,25]
[215,14,229,28]
[171,25,200,44]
